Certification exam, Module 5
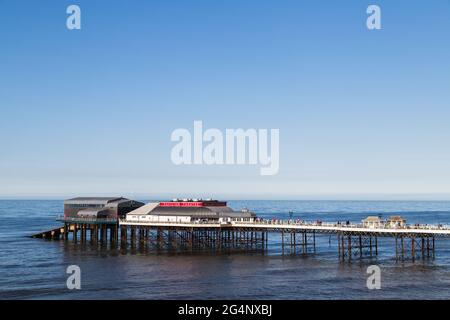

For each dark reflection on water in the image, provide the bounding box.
[1,200,450,299]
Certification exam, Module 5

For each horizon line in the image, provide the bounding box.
[1,193,450,201]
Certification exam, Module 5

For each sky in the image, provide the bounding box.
[1,0,450,200]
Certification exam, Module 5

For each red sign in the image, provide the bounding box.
[159,202,204,207]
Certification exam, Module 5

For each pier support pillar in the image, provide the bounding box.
[395,235,435,261]
[339,233,379,261]
[130,226,136,247]
[120,225,127,247]
[375,236,378,255]
[64,223,69,240]
[73,224,78,243]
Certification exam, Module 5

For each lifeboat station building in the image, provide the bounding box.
[64,197,145,220]
[125,199,256,224]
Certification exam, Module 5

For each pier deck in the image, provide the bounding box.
[119,219,450,237]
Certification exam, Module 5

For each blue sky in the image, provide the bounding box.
[1,0,450,199]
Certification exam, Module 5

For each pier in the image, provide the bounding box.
[30,197,450,261]
[32,217,450,261]
[118,219,450,261]
[32,216,119,245]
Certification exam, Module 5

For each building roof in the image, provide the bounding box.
[388,215,406,221]
[105,199,144,208]
[64,197,128,205]
[151,207,220,218]
[363,216,381,222]
[127,202,256,219]
[126,202,160,215]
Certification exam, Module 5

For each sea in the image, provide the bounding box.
[1,200,450,300]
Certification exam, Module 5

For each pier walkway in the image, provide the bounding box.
[119,219,450,236]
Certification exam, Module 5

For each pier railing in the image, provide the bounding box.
[239,219,450,231]
[119,219,220,226]
[119,217,450,231]
[56,216,118,224]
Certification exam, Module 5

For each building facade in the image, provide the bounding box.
[125,199,256,224]
[362,216,383,229]
[64,197,144,219]
[386,215,407,228]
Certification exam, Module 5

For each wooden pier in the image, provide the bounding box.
[32,218,450,261]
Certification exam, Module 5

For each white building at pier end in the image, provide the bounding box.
[125,199,256,224]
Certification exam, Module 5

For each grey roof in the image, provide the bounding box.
[205,206,233,213]
[126,202,159,215]
[105,199,145,208]
[144,206,256,218]
[77,208,110,216]
[65,197,127,205]
[150,207,218,218]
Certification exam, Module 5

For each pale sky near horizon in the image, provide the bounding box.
[1,0,450,200]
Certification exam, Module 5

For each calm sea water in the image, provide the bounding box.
[1,200,450,300]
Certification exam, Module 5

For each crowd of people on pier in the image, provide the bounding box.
[252,216,449,230]
[254,217,352,227]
